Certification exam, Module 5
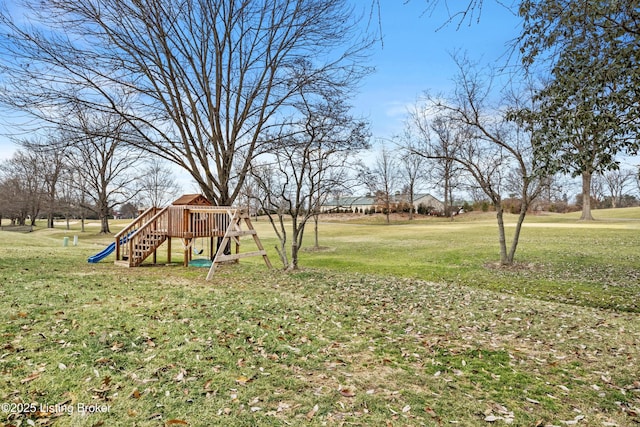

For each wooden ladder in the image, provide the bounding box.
[115,207,169,267]
[129,231,167,266]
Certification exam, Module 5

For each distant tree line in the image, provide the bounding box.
[0,134,182,233]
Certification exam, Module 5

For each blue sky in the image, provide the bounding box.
[0,1,522,162]
[354,0,521,140]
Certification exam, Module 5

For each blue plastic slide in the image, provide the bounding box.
[87,242,116,263]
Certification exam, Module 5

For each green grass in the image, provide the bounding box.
[259,208,640,312]
[0,209,639,426]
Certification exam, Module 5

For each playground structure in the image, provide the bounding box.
[95,194,271,279]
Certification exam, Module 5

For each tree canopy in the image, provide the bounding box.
[515,0,640,219]
[0,0,374,205]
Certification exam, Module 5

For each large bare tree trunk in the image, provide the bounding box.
[99,196,111,234]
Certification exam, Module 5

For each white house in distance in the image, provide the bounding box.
[322,193,445,214]
[412,194,445,213]
[321,195,376,212]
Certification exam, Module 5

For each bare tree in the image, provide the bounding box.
[237,179,262,221]
[414,55,544,265]
[0,173,30,226]
[0,150,45,226]
[360,146,399,224]
[250,97,369,270]
[60,165,92,232]
[599,169,636,209]
[18,138,69,228]
[408,107,466,218]
[138,159,183,208]
[65,109,145,234]
[420,0,504,28]
[398,149,425,220]
[0,0,374,206]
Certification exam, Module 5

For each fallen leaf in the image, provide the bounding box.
[235,375,252,385]
[425,407,438,417]
[277,402,291,412]
[339,386,356,397]
[21,372,41,383]
[175,369,187,382]
[110,342,124,351]
[165,420,188,425]
[306,404,319,420]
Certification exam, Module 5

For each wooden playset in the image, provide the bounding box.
[112,194,271,279]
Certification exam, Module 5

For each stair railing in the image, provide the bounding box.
[115,207,160,262]
[124,206,170,266]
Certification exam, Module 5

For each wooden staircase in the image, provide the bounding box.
[126,231,167,266]
[114,207,169,267]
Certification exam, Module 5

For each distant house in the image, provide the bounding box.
[322,193,444,214]
[321,196,376,212]
[412,193,445,213]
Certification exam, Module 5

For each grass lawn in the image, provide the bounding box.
[0,208,639,426]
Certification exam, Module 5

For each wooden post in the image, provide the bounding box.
[183,208,190,237]
[183,238,190,267]
[167,237,172,263]
[183,208,191,267]
[235,230,240,263]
